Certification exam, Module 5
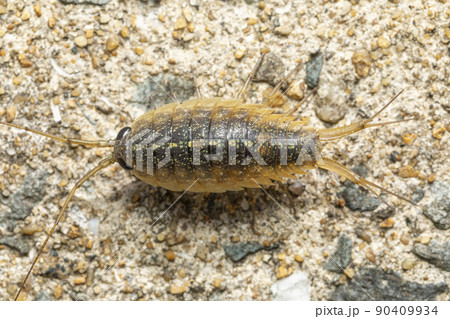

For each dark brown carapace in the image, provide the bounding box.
[0,53,418,300]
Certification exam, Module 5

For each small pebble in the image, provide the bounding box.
[365,248,376,263]
[174,16,187,30]
[22,224,42,235]
[234,46,247,60]
[344,268,355,279]
[48,17,56,29]
[93,286,101,295]
[381,218,395,228]
[419,236,431,245]
[351,51,371,77]
[53,285,63,299]
[377,36,391,49]
[99,13,111,24]
[33,4,42,17]
[166,250,176,261]
[106,36,120,52]
[276,265,290,279]
[73,276,86,285]
[288,181,305,196]
[286,83,304,101]
[6,105,16,122]
[71,88,82,97]
[212,278,222,288]
[169,284,186,295]
[401,258,415,270]
[120,26,129,38]
[74,36,88,48]
[275,25,293,36]
[85,29,94,39]
[398,165,419,178]
[13,76,23,85]
[294,254,304,263]
[21,8,31,21]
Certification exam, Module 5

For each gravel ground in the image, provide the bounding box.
[0,0,449,301]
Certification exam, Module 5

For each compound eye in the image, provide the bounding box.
[116,127,132,141]
[117,157,133,170]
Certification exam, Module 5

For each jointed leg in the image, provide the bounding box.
[317,157,420,209]
[235,53,266,100]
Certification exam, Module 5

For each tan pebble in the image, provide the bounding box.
[93,286,101,295]
[158,14,165,23]
[71,88,81,97]
[120,26,129,38]
[168,58,176,64]
[6,105,16,122]
[212,278,222,288]
[366,248,376,263]
[234,46,247,60]
[275,25,293,36]
[33,4,42,17]
[169,284,186,295]
[278,252,286,261]
[178,269,186,278]
[166,250,176,261]
[74,36,88,48]
[135,47,144,55]
[85,29,94,39]
[59,177,68,187]
[53,285,63,299]
[156,233,165,242]
[144,57,154,65]
[21,8,31,21]
[48,17,56,29]
[247,18,259,26]
[231,235,240,243]
[74,276,86,285]
[276,265,291,279]
[258,1,266,10]
[0,87,5,95]
[174,16,187,30]
[85,239,93,249]
[286,83,304,100]
[444,28,450,38]
[402,258,415,270]
[381,218,395,228]
[294,254,304,263]
[398,165,419,178]
[400,233,410,245]
[432,127,446,139]
[428,174,436,183]
[351,51,371,77]
[419,236,431,245]
[106,36,120,52]
[377,36,390,48]
[22,224,42,235]
[13,76,23,85]
[401,133,416,145]
[344,268,355,279]
[187,22,195,33]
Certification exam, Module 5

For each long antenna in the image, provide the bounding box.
[14,156,116,300]
[0,121,115,147]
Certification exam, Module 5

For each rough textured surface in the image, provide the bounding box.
[0,0,448,301]
[423,182,450,230]
[331,267,448,301]
[271,272,310,301]
[324,234,352,273]
[413,240,450,272]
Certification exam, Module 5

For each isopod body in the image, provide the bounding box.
[114,97,321,193]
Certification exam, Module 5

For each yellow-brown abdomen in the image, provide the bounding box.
[120,98,322,193]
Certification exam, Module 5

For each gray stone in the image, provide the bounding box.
[0,236,30,255]
[305,51,323,89]
[324,234,352,273]
[254,52,285,87]
[224,241,279,262]
[0,170,47,220]
[423,182,450,230]
[412,240,450,272]
[331,267,447,301]
[340,184,381,211]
